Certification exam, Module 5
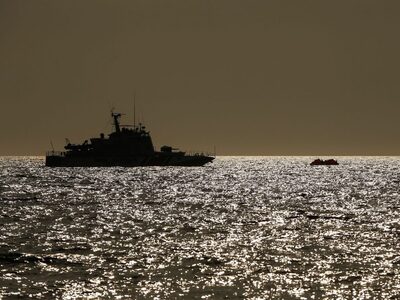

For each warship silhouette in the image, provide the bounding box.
[46,112,215,167]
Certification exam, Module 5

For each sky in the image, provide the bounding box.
[0,0,399,155]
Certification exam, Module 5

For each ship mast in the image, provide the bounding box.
[111,112,122,133]
[133,91,136,130]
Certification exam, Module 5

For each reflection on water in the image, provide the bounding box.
[0,156,399,299]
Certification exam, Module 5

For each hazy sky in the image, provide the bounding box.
[0,0,399,155]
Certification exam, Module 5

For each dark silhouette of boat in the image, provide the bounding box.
[310,158,339,166]
[46,112,215,167]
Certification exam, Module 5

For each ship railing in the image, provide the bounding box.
[185,150,215,157]
[46,151,66,157]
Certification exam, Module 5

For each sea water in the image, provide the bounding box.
[0,157,399,299]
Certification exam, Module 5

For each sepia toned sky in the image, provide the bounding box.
[0,0,399,155]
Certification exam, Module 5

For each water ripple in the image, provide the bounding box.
[0,156,399,299]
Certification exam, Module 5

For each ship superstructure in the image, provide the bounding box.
[46,112,214,167]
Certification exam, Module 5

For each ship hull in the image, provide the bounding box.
[45,154,214,167]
